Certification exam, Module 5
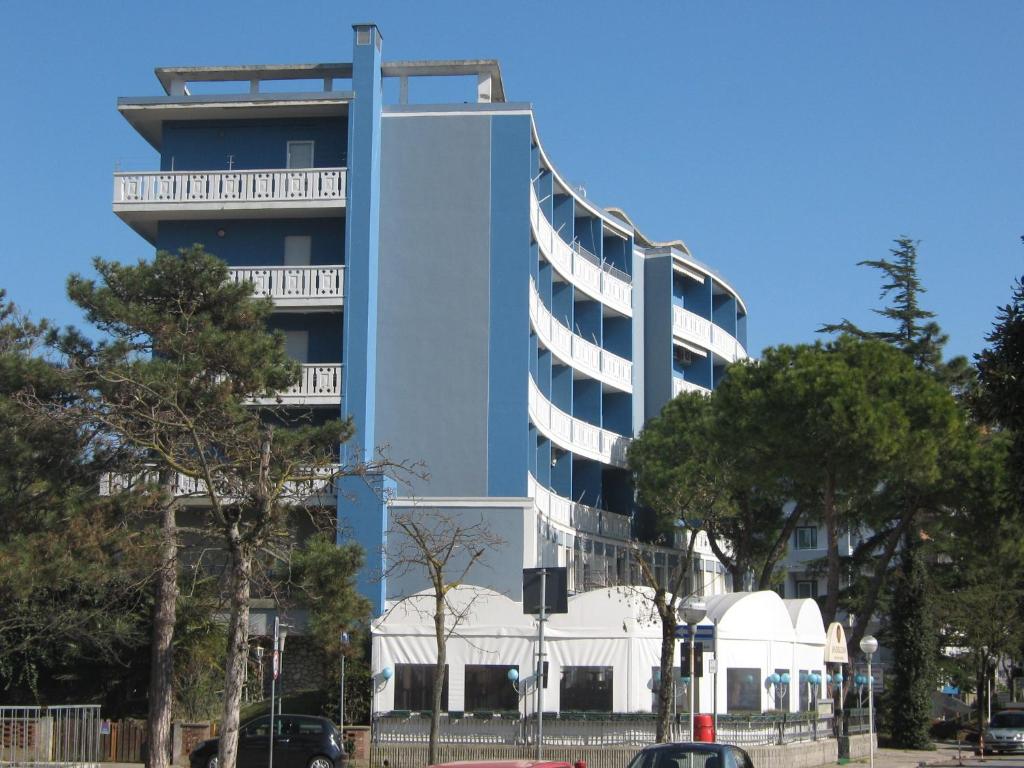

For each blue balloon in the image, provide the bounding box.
[833,673,844,684]
[781,672,791,684]
[507,668,519,682]
[381,667,394,680]
[770,673,782,685]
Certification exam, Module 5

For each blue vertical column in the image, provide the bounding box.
[339,24,387,616]
[342,23,383,462]
[487,114,532,497]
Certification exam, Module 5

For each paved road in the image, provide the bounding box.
[856,743,1024,768]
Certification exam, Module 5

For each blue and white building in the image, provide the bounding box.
[112,25,748,624]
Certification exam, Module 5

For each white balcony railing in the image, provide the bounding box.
[100,465,339,503]
[113,167,347,206]
[529,279,632,392]
[530,186,632,316]
[528,377,630,468]
[228,266,344,308]
[251,364,342,406]
[671,304,748,363]
[672,377,711,398]
[528,474,631,540]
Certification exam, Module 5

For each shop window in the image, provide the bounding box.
[560,666,612,712]
[464,665,518,712]
[726,668,761,712]
[394,664,448,712]
[650,667,699,712]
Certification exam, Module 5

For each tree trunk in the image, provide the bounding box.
[823,472,841,624]
[655,590,675,742]
[218,532,252,768]
[430,592,446,766]
[146,477,178,768]
[758,503,804,590]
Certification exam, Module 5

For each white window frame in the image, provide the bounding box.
[795,526,818,550]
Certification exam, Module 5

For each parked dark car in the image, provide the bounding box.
[627,742,755,768]
[190,715,346,768]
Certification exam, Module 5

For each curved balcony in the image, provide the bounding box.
[528,474,631,540]
[529,280,632,393]
[671,305,747,363]
[528,377,630,468]
[228,265,344,309]
[530,186,632,317]
[672,377,711,398]
[100,465,338,505]
[251,364,342,406]
[113,167,347,241]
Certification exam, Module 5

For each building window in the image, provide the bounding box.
[650,667,699,712]
[394,664,448,712]
[287,141,315,169]
[284,330,309,364]
[464,665,518,712]
[795,526,818,550]
[796,580,818,599]
[284,235,312,266]
[798,670,822,711]
[560,666,612,712]
[726,668,760,712]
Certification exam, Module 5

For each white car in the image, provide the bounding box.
[984,710,1024,754]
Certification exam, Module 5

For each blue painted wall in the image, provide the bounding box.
[602,468,633,516]
[572,458,602,508]
[160,117,347,171]
[551,363,573,413]
[603,316,631,360]
[376,112,492,496]
[486,113,533,498]
[157,218,345,266]
[551,281,573,329]
[737,310,748,350]
[574,298,602,346]
[683,274,712,319]
[340,473,396,616]
[266,314,343,363]
[574,216,602,260]
[550,443,571,497]
[603,391,631,436]
[552,194,574,244]
[712,287,737,336]
[573,378,601,427]
[603,232,630,275]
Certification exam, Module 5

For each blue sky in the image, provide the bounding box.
[0,1,1019,360]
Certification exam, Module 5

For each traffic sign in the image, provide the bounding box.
[675,625,715,645]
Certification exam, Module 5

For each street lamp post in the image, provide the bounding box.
[859,635,879,768]
[339,631,350,746]
[268,618,290,768]
[680,602,707,741]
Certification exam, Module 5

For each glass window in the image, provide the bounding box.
[394,664,448,711]
[796,580,818,599]
[798,670,821,711]
[561,666,613,712]
[284,235,312,266]
[241,717,274,738]
[284,330,309,364]
[287,141,315,169]
[464,665,518,712]
[295,719,324,735]
[795,527,818,550]
[726,668,761,712]
[650,667,699,712]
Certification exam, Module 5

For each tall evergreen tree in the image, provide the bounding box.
[819,236,971,389]
[888,531,935,749]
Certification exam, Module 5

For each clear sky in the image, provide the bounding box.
[0,1,1019,360]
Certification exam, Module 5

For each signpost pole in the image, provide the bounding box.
[537,568,546,761]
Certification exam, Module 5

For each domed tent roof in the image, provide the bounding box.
[783,599,827,645]
[374,586,535,636]
[706,591,795,642]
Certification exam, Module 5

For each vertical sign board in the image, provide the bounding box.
[522,567,569,614]
[823,622,850,664]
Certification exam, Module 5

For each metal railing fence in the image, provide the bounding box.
[0,705,101,767]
